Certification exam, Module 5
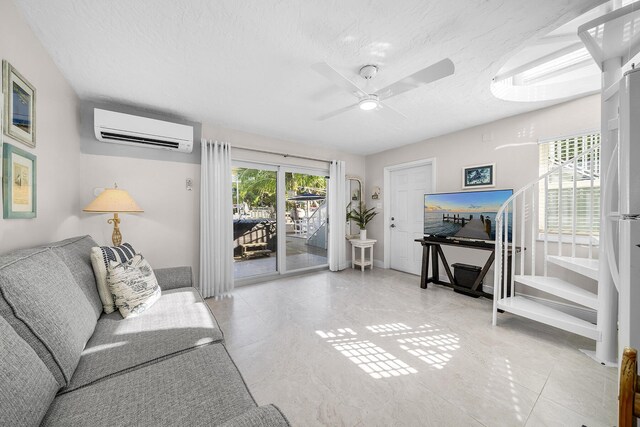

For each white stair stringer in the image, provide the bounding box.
[546,256,599,281]
[497,296,601,341]
[514,275,599,310]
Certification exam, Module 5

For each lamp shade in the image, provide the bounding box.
[83,188,143,213]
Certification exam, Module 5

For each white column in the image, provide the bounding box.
[596,57,622,364]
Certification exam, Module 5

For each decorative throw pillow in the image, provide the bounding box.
[107,254,161,319]
[90,243,136,313]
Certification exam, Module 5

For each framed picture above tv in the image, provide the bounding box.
[462,163,495,189]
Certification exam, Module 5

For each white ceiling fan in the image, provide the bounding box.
[312,58,455,121]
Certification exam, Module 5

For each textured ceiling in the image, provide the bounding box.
[13,0,605,155]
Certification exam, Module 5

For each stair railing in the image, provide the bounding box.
[306,201,327,238]
[492,143,601,325]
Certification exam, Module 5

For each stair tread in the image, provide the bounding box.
[514,275,598,309]
[547,255,599,280]
[497,296,599,340]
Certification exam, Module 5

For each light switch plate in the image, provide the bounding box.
[186,178,193,191]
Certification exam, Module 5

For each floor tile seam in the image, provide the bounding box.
[523,370,553,426]
[400,355,544,425]
[527,394,612,427]
[410,379,491,427]
[535,387,614,426]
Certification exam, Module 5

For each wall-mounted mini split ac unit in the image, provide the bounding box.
[94,108,194,153]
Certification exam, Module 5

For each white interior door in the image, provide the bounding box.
[389,164,432,275]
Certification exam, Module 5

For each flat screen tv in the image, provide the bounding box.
[423,189,513,242]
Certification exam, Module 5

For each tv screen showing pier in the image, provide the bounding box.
[423,189,513,242]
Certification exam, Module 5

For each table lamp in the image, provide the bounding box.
[83,184,143,246]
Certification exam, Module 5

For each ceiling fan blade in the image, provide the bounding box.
[312,62,367,99]
[376,58,455,101]
[317,102,360,121]
[376,102,408,120]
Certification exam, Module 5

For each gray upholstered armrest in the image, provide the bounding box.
[219,405,291,427]
[154,266,193,291]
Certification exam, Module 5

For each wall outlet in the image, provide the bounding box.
[186,178,193,191]
[376,202,383,209]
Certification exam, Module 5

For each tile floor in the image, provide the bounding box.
[206,268,617,427]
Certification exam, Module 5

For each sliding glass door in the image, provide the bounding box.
[283,170,328,271]
[232,161,329,281]
[232,163,278,279]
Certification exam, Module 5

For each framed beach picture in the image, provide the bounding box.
[3,143,36,219]
[3,61,36,147]
[462,163,495,189]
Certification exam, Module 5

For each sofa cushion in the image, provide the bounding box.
[0,315,59,426]
[43,344,262,426]
[154,266,193,290]
[63,287,224,392]
[90,242,136,313]
[48,236,103,320]
[219,405,291,427]
[0,248,97,386]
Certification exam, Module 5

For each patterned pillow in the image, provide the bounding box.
[90,243,136,314]
[107,254,161,319]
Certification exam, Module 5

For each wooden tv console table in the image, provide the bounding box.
[414,236,521,299]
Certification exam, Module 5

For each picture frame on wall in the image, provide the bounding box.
[2,60,36,148]
[3,142,36,219]
[462,163,495,189]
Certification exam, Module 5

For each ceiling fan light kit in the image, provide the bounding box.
[359,94,379,110]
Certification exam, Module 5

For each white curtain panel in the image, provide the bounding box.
[328,160,347,271]
[200,139,234,298]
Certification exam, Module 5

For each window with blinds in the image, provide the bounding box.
[538,133,600,237]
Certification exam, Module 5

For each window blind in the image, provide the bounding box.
[538,133,600,236]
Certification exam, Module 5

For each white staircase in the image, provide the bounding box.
[306,201,328,249]
[493,142,606,342]
[546,255,599,280]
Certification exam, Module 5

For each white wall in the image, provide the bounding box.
[78,120,365,281]
[0,0,81,253]
[364,95,601,297]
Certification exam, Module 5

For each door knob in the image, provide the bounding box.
[390,224,396,228]
[391,217,395,220]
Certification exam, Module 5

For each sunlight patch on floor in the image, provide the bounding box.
[397,332,460,370]
[366,323,412,334]
[316,327,418,379]
[332,339,418,379]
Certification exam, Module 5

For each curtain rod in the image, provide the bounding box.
[231,145,332,164]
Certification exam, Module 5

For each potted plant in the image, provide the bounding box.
[347,202,378,240]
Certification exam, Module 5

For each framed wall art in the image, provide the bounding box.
[3,143,36,219]
[462,163,495,189]
[3,60,36,147]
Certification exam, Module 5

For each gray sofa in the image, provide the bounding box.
[0,235,290,427]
